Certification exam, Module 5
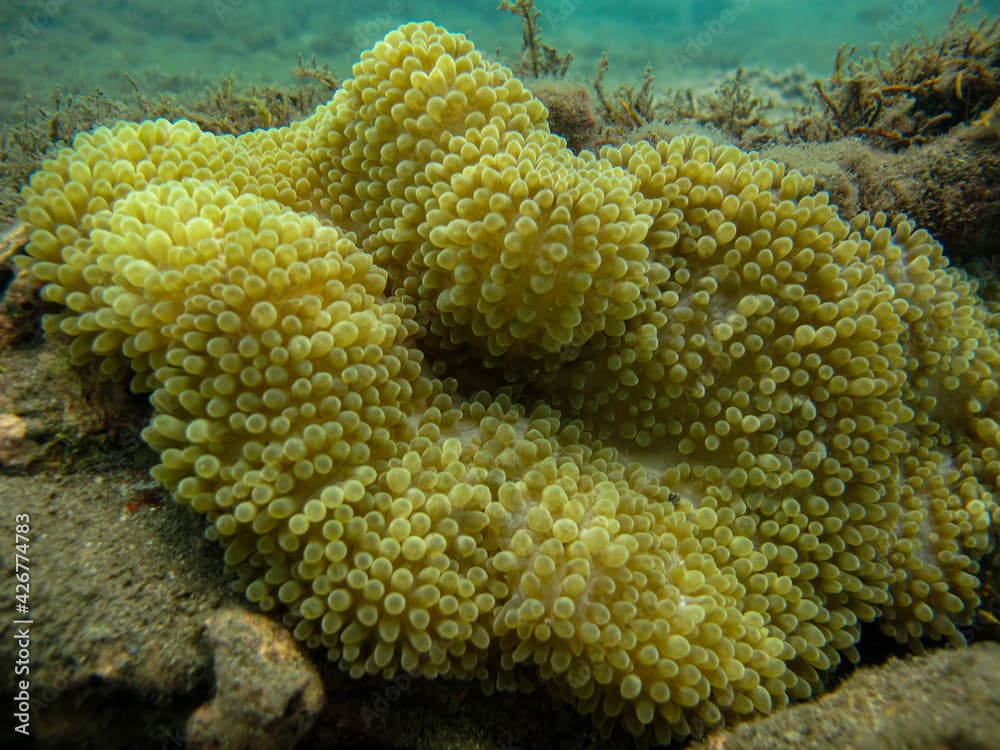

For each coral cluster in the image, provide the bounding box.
[17,21,1000,745]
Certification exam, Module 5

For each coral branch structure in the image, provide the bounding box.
[16,22,1000,745]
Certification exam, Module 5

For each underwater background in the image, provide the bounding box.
[3,0,998,126]
[2,2,1000,750]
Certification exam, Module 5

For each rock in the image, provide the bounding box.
[0,467,239,749]
[186,609,325,750]
[529,80,601,153]
[760,130,1000,264]
[689,642,1000,750]
[0,223,46,350]
[0,412,28,465]
[0,336,149,471]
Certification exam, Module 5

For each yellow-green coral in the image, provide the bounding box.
[416,139,652,359]
[17,21,1000,746]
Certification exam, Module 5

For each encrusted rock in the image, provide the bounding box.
[186,608,325,750]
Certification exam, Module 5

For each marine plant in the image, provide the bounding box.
[800,0,1000,146]
[499,0,574,79]
[15,22,1000,744]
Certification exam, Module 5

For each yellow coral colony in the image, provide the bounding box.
[16,21,1000,745]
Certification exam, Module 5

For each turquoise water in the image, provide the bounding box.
[1,0,996,124]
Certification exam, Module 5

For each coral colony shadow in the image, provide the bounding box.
[16,19,1000,746]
